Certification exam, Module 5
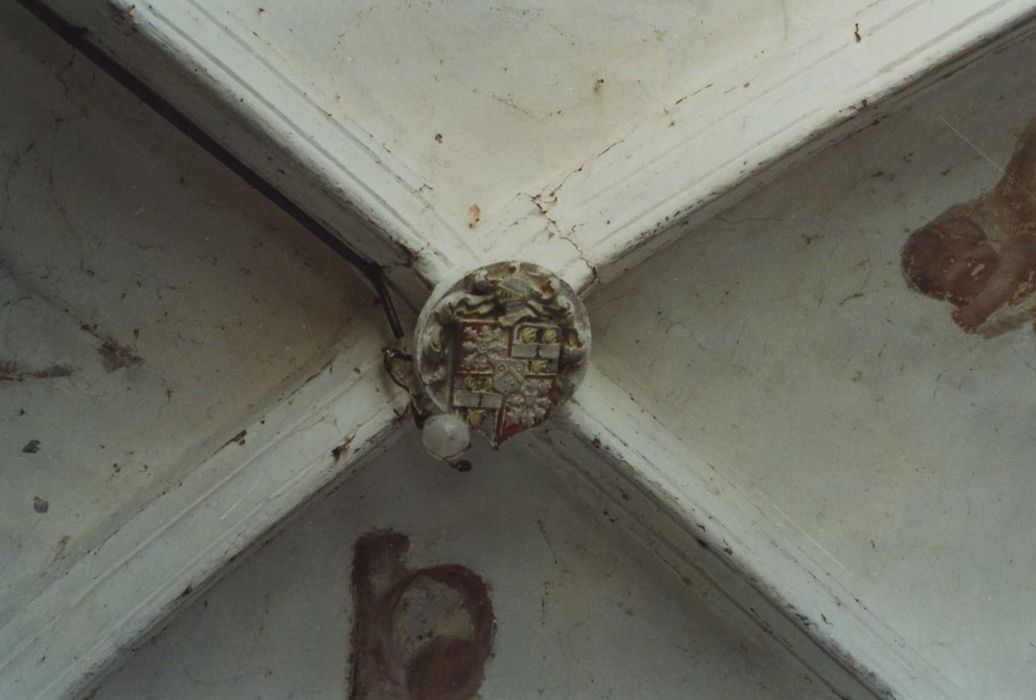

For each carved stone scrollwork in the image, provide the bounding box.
[414,261,590,450]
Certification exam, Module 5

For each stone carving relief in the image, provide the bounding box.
[414,261,590,451]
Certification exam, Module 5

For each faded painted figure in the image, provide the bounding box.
[903,118,1036,335]
[349,531,495,700]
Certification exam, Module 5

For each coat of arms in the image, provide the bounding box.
[414,262,590,448]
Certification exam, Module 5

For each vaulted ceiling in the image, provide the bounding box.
[4,2,1036,699]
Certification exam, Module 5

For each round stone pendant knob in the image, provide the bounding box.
[414,261,591,462]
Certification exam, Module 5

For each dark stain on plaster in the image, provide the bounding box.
[332,435,354,461]
[903,118,1036,335]
[0,361,74,383]
[222,430,247,449]
[97,337,144,371]
[349,531,495,700]
[80,323,144,371]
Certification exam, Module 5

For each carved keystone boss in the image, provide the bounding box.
[414,262,590,448]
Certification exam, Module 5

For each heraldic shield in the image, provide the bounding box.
[414,262,591,447]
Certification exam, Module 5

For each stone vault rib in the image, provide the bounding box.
[22,0,484,313]
[553,367,957,700]
[480,0,1036,295]
[0,340,407,700]
[10,2,1036,699]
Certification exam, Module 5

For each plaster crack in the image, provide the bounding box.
[53,52,77,101]
[490,93,538,120]
[534,136,626,208]
[527,194,598,285]
[0,140,38,232]
[559,231,599,286]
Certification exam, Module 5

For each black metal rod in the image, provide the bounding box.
[14,0,405,339]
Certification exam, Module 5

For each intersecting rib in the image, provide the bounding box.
[29,0,483,312]
[556,366,958,700]
[481,0,1036,294]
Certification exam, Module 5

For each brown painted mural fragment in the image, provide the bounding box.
[349,531,495,700]
[903,118,1036,335]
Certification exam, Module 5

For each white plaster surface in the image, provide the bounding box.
[215,0,866,232]
[39,0,1033,300]
[92,430,838,700]
[589,28,1036,699]
[0,2,382,633]
[9,1,1036,696]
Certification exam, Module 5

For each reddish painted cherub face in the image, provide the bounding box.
[902,215,1000,307]
[901,118,1036,335]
